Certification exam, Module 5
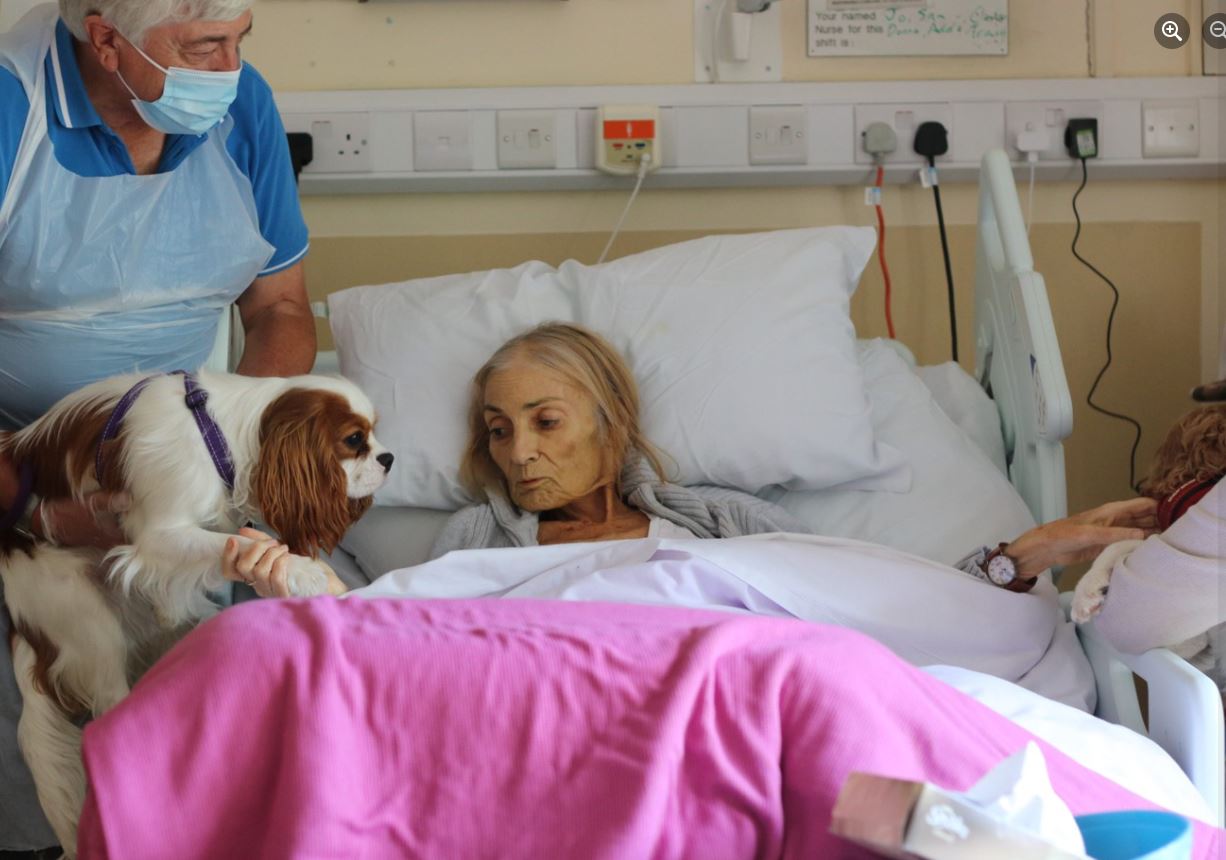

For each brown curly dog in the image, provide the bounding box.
[1139,403,1226,499]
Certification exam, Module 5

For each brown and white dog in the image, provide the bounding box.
[1072,403,1226,664]
[1,369,391,856]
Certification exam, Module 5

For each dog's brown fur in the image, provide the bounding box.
[1138,403,1226,498]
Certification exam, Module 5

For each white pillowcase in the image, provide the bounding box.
[764,340,1037,566]
[330,227,909,509]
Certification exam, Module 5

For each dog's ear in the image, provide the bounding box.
[252,390,352,558]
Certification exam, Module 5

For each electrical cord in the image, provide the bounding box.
[1071,156,1144,491]
[873,164,895,339]
[927,157,958,363]
[598,153,652,265]
[913,120,956,363]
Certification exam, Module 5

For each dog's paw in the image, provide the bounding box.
[283,554,331,597]
[1071,539,1143,623]
[1071,574,1110,624]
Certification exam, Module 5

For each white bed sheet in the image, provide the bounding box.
[924,665,1214,824]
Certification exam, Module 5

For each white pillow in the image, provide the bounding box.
[917,362,1008,475]
[764,340,1036,566]
[330,228,909,509]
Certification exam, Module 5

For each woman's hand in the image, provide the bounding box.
[1005,497,1159,580]
[222,527,348,598]
[34,492,132,550]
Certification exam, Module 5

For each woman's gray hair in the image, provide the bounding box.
[59,0,254,45]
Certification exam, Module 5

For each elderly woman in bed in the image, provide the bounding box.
[429,322,804,553]
[228,322,1155,593]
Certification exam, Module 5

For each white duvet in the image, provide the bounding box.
[352,533,1213,822]
[355,532,1095,708]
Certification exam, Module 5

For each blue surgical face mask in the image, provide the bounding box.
[116,36,240,136]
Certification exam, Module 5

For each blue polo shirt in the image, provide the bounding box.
[0,19,308,277]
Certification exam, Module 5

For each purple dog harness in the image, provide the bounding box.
[95,371,236,489]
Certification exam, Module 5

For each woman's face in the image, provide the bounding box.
[482,359,612,512]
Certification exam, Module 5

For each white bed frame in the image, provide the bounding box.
[975,148,1224,825]
[206,148,1224,825]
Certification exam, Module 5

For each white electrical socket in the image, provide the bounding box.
[749,105,807,166]
[496,110,557,169]
[853,103,952,165]
[1142,101,1199,158]
[414,111,475,172]
[1005,101,1102,161]
[281,112,372,174]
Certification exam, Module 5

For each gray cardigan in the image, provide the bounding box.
[429,458,808,559]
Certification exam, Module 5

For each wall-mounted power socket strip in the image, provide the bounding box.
[596,105,661,175]
[280,112,373,174]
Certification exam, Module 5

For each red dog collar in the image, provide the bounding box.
[1157,478,1221,531]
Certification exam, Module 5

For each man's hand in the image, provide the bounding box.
[34,492,132,550]
[1005,497,1159,580]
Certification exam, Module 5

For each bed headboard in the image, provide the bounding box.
[974,148,1073,525]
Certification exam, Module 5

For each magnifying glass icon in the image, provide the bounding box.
[1162,20,1184,41]
[1212,20,1226,39]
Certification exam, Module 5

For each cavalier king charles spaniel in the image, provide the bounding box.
[1,369,391,856]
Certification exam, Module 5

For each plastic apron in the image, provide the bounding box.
[0,5,274,431]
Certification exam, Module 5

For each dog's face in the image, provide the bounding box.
[251,383,391,558]
[1141,404,1226,498]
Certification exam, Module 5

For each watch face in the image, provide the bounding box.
[986,553,1016,586]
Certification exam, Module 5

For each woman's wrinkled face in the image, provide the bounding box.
[483,359,612,512]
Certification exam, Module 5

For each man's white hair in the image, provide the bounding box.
[59,0,254,46]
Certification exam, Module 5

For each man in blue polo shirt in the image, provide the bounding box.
[0,0,315,852]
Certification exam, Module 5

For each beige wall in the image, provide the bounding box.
[243,0,1204,90]
[240,0,1222,515]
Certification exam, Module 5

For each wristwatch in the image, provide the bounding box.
[979,543,1035,593]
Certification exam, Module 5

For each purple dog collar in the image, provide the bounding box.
[96,371,236,490]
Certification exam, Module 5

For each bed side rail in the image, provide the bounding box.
[1066,593,1225,826]
[974,148,1073,525]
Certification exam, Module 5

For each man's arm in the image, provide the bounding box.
[235,261,316,377]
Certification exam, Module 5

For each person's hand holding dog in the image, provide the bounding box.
[222,527,349,598]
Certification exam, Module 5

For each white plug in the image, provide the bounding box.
[1016,125,1050,163]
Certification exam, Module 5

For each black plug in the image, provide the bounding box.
[912,121,949,166]
[1064,118,1098,159]
[286,132,314,183]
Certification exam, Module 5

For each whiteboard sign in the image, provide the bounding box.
[808,0,1008,57]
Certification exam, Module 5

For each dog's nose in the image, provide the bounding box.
[377,452,394,472]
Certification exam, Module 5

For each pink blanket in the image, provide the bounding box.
[78,598,1223,859]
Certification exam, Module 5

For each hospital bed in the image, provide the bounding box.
[205,148,1224,825]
